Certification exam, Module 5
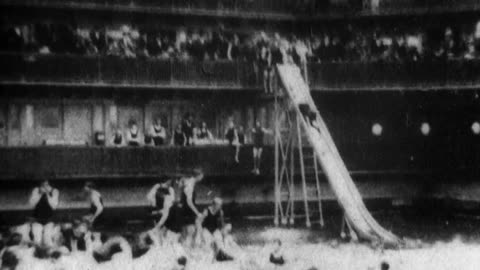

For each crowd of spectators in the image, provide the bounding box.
[2,21,480,63]
[110,113,217,147]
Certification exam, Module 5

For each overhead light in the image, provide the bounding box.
[420,122,430,136]
[472,121,480,135]
[372,123,383,136]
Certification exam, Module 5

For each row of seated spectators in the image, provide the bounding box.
[102,114,246,148]
[2,21,480,63]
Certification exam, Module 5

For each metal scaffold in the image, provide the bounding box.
[273,82,324,228]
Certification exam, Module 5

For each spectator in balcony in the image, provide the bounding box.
[251,121,272,175]
[225,119,240,163]
[3,26,24,52]
[126,122,142,147]
[147,34,161,57]
[435,27,457,60]
[112,128,124,146]
[182,113,195,146]
[271,39,284,65]
[217,32,230,60]
[187,31,206,60]
[258,35,272,93]
[85,38,99,56]
[345,39,360,62]
[120,27,136,58]
[244,38,259,84]
[83,181,104,229]
[371,35,386,61]
[393,35,408,62]
[107,38,121,56]
[51,23,77,54]
[225,119,237,146]
[234,126,246,163]
[173,123,186,146]
[195,121,213,144]
[90,27,107,54]
[150,118,167,146]
[227,34,241,61]
[464,42,477,60]
[137,32,149,58]
[474,21,480,54]
[331,36,345,62]
[29,179,59,245]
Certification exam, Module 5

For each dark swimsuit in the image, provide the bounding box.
[174,130,185,146]
[197,128,209,140]
[152,187,180,233]
[180,182,197,226]
[61,228,86,252]
[33,191,54,225]
[152,126,165,146]
[270,253,285,265]
[216,249,234,262]
[128,131,140,146]
[226,127,236,145]
[237,132,245,145]
[203,208,223,234]
[182,120,194,146]
[113,134,123,145]
[252,128,265,148]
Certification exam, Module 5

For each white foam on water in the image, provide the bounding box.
[11,230,480,269]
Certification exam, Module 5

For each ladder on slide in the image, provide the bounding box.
[275,64,401,246]
[297,121,325,228]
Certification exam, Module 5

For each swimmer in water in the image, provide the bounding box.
[92,236,132,269]
[59,219,89,252]
[269,239,285,267]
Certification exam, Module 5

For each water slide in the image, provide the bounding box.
[276,64,401,246]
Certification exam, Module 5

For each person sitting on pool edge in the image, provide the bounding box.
[200,197,225,247]
[126,122,142,146]
[211,223,241,262]
[29,179,59,245]
[150,118,167,146]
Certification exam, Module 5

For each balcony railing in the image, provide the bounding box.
[0,140,479,180]
[1,54,258,89]
[308,60,480,90]
[1,0,478,17]
[2,53,480,90]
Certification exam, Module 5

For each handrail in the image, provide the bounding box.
[2,53,480,90]
[1,0,479,17]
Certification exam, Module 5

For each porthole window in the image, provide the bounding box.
[472,121,480,135]
[420,122,430,136]
[372,123,383,136]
